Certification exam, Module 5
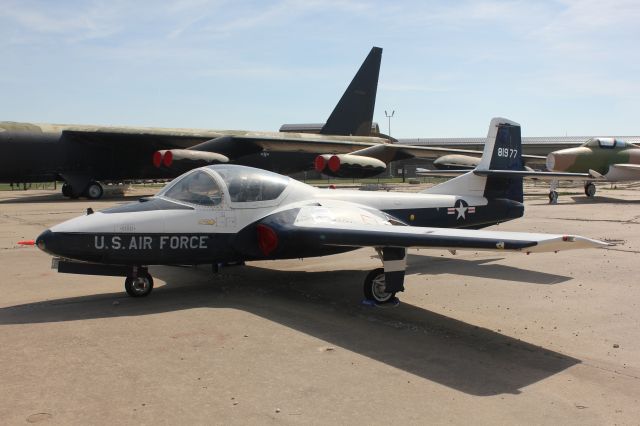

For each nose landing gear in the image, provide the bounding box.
[124,270,154,297]
[584,182,596,198]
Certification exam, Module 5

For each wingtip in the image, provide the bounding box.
[565,235,613,249]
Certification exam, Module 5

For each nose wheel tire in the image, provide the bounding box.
[548,190,558,204]
[584,183,596,198]
[125,272,154,297]
[363,268,396,304]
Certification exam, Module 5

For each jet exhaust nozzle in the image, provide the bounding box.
[153,150,230,170]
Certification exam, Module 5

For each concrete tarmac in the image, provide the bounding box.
[0,185,639,425]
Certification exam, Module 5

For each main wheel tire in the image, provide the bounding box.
[548,191,558,204]
[585,183,596,197]
[363,267,396,304]
[125,272,154,297]
[84,181,104,200]
[61,183,73,198]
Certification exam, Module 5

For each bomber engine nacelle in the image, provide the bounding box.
[153,149,229,171]
[314,154,386,178]
[433,154,479,170]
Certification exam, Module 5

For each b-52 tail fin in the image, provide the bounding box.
[320,46,382,137]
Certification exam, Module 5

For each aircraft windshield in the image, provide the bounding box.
[585,138,618,149]
[211,165,289,203]
[162,170,223,206]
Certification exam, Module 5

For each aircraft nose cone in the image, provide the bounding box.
[546,153,556,171]
[35,229,54,254]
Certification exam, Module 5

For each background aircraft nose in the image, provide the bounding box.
[545,151,576,171]
[546,153,556,171]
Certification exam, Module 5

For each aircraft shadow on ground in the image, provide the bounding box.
[528,195,640,206]
[0,263,579,397]
[406,254,571,284]
[569,195,640,204]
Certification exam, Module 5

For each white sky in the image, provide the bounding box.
[1,0,639,137]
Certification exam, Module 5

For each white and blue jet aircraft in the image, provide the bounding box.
[34,118,608,304]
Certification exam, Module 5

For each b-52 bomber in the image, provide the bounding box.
[0,46,495,200]
[31,118,607,304]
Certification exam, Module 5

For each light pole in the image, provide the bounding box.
[384,110,395,137]
[385,110,396,178]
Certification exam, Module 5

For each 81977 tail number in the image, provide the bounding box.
[497,147,518,158]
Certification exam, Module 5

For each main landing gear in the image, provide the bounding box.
[363,268,396,304]
[61,179,104,200]
[362,247,406,306]
[84,181,104,200]
[124,269,154,297]
[548,179,559,205]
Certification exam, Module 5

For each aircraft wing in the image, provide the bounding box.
[240,134,492,160]
[298,140,544,163]
[61,127,511,177]
[610,164,640,171]
[260,205,609,254]
[61,128,224,150]
[603,163,640,180]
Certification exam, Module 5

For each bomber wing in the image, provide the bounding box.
[214,133,490,158]
[156,132,545,177]
[61,126,230,150]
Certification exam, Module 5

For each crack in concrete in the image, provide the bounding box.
[548,217,640,225]
[580,360,640,381]
[603,247,640,254]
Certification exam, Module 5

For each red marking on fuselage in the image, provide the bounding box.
[256,224,278,256]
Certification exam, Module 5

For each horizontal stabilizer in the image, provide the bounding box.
[473,169,595,181]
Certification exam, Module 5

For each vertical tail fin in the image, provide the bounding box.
[423,117,524,202]
[478,118,524,202]
[320,47,382,136]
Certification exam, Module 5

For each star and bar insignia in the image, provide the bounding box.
[447,199,476,220]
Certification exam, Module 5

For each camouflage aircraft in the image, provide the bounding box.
[546,137,640,201]
[0,46,494,200]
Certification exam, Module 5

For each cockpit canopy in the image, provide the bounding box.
[162,170,223,206]
[582,138,631,149]
[158,165,290,206]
